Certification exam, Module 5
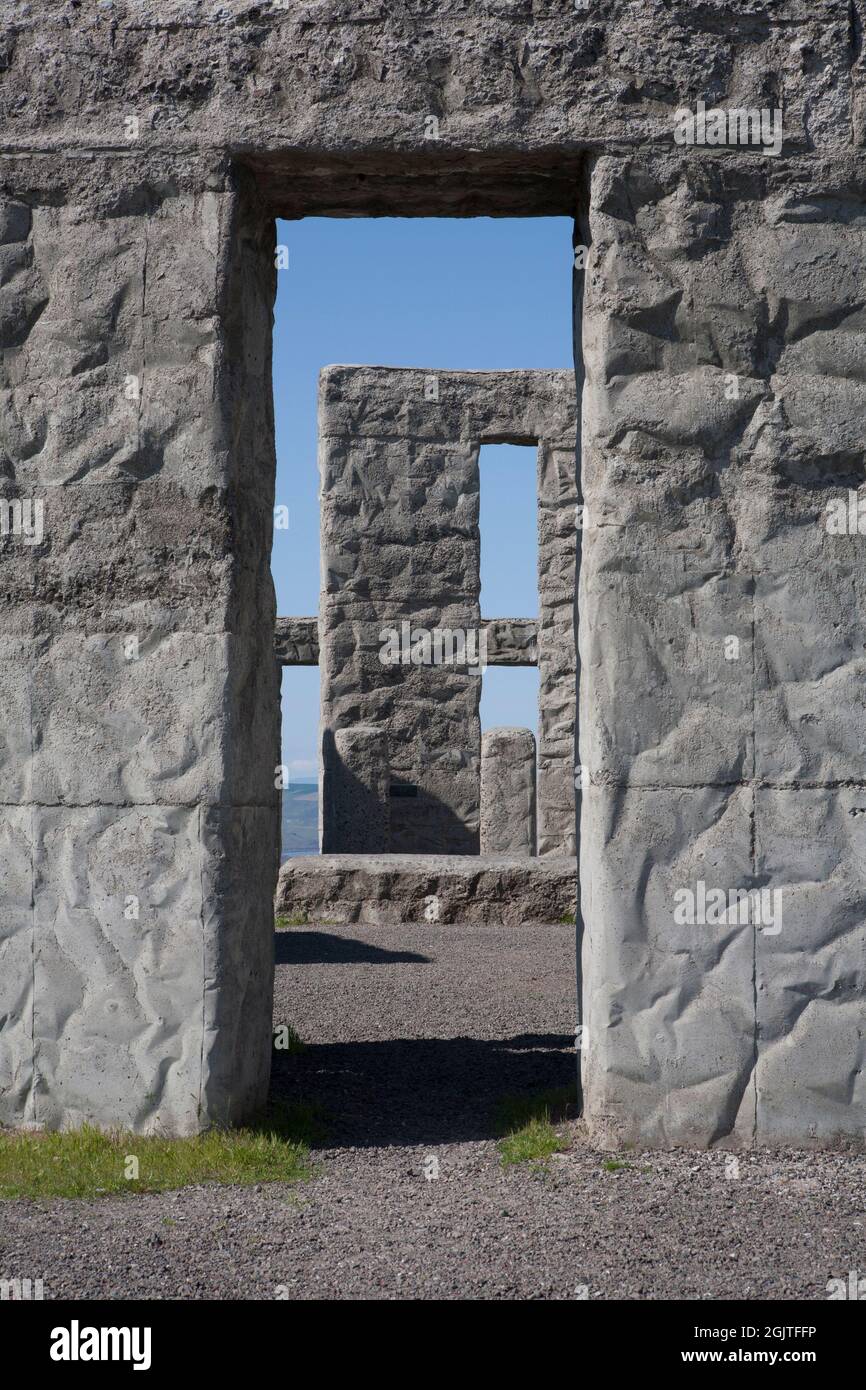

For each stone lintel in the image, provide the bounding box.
[276,617,538,666]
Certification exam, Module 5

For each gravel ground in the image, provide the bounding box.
[3,921,866,1301]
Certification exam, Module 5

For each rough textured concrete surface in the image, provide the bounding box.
[480,727,537,856]
[0,162,280,1134]
[579,152,866,1149]
[276,855,576,926]
[274,617,318,666]
[2,0,866,1145]
[326,728,390,854]
[276,616,536,668]
[318,365,576,856]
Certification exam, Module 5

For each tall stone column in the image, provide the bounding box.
[537,436,579,858]
[580,153,866,1148]
[480,727,536,856]
[0,157,279,1134]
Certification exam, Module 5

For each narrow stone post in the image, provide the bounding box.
[480,727,536,855]
[332,727,391,852]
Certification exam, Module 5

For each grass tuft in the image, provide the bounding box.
[494,1086,576,1168]
[499,1117,564,1168]
[275,912,308,929]
[601,1158,651,1174]
[557,912,576,925]
[0,1101,323,1201]
[273,1024,306,1054]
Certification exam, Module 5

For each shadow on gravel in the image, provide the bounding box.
[274,931,431,966]
[270,1033,576,1148]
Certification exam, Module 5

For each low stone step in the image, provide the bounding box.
[276,854,577,926]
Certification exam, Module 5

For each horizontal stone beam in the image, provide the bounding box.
[275,617,537,667]
[481,618,538,667]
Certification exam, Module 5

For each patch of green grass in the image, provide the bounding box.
[0,1101,323,1201]
[557,912,576,925]
[601,1159,651,1174]
[494,1086,576,1169]
[275,912,308,928]
[499,1117,564,1168]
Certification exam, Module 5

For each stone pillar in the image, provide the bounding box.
[317,366,483,855]
[0,159,279,1135]
[480,727,536,856]
[330,727,391,853]
[580,154,866,1149]
[537,438,579,858]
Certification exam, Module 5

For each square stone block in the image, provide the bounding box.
[580,535,754,786]
[581,785,756,1148]
[25,630,278,808]
[31,804,205,1133]
[754,789,866,1143]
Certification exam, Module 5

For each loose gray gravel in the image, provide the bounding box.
[3,921,865,1301]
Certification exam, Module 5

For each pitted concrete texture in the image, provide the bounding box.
[276,616,536,668]
[579,153,866,1148]
[480,618,538,667]
[6,3,854,201]
[480,727,536,856]
[318,365,576,856]
[327,727,390,854]
[274,617,318,666]
[276,855,576,927]
[0,166,280,1134]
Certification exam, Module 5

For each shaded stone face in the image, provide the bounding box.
[316,366,576,857]
[330,727,391,854]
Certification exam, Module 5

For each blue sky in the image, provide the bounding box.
[272,216,574,778]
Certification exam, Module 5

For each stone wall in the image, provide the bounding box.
[276,854,576,927]
[317,365,576,856]
[2,0,866,1143]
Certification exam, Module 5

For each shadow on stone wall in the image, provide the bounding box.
[322,726,478,855]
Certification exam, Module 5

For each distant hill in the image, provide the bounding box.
[281,784,318,861]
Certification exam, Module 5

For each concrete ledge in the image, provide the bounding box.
[276,855,577,926]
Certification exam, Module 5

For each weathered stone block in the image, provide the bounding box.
[581,785,757,1150]
[0,169,279,1135]
[753,789,866,1144]
[0,809,34,1127]
[324,727,391,854]
[480,727,536,856]
[319,366,576,857]
[276,854,577,927]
